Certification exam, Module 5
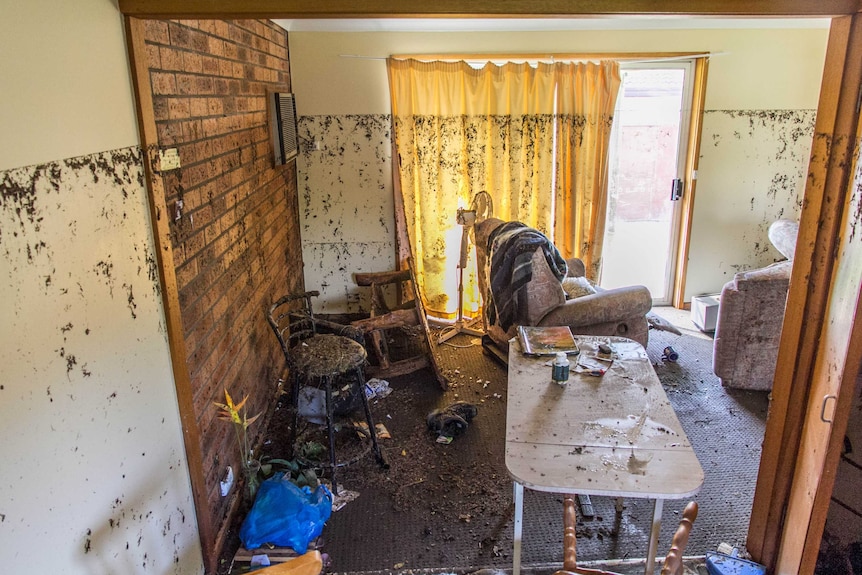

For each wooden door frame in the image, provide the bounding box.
[123,16,215,569]
[672,56,708,309]
[118,2,862,573]
[748,13,862,573]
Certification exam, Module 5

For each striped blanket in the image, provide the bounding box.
[486,222,567,331]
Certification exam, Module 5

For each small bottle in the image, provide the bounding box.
[552,352,570,385]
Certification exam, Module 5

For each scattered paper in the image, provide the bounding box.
[332,489,360,512]
[364,378,393,400]
[250,554,271,567]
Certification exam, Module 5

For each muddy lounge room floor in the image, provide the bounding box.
[221,306,774,575]
[10,7,862,575]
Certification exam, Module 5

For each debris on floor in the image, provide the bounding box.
[229,538,325,574]
[228,319,769,575]
[426,401,478,443]
[578,494,596,519]
[352,420,392,440]
[364,378,393,400]
[297,386,326,424]
[330,488,360,512]
[706,547,766,575]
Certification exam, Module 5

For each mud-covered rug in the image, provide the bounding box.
[236,308,768,575]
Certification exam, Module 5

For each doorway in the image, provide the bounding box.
[600,61,695,304]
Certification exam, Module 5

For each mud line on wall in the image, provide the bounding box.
[1,147,158,381]
[700,109,816,274]
[1,143,198,573]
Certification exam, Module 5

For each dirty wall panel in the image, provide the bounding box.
[297,114,396,313]
[686,109,816,299]
[0,147,203,574]
[300,111,817,308]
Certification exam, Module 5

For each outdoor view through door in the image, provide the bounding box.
[601,62,694,304]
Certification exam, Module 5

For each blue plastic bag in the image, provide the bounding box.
[239,473,333,552]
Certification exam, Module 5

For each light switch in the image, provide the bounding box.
[159,148,181,171]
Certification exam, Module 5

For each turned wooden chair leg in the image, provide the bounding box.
[562,496,578,572]
[660,501,698,575]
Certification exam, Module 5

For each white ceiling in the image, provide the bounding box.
[273,17,830,33]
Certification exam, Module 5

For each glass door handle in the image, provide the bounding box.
[670,179,683,201]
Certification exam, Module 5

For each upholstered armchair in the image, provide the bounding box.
[712,219,799,390]
[474,218,652,357]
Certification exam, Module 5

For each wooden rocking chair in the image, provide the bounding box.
[555,499,698,575]
[350,259,447,389]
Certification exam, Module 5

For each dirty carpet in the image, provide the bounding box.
[232,309,768,575]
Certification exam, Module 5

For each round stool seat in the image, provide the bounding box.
[288,334,367,379]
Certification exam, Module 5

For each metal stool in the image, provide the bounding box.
[267,292,387,494]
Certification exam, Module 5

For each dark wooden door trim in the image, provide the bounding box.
[116,0,860,19]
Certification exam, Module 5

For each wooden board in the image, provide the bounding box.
[233,540,321,564]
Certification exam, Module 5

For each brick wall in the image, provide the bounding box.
[142,18,303,558]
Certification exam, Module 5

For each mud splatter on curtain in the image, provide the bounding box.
[555,61,621,278]
[388,58,619,317]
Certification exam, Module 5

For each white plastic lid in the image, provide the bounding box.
[554,351,568,364]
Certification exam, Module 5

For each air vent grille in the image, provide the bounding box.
[270,92,298,165]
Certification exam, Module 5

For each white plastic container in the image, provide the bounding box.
[691,294,721,332]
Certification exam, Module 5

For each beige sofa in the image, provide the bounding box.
[712,219,799,390]
[474,218,652,356]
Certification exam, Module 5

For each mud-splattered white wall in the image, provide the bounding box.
[297,115,395,313]
[289,25,828,308]
[688,110,816,296]
[0,2,203,574]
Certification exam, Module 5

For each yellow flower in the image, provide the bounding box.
[214,389,248,425]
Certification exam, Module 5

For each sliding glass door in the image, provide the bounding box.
[600,61,695,304]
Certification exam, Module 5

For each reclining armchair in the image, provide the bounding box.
[474,218,652,358]
[713,219,799,390]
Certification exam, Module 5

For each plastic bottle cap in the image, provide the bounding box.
[554,352,568,365]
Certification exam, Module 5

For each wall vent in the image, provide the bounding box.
[269,92,298,165]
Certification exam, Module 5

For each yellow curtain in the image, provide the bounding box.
[387,58,620,316]
[554,61,621,279]
[388,58,557,317]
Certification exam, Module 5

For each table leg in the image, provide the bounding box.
[513,482,524,575]
[645,498,663,575]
